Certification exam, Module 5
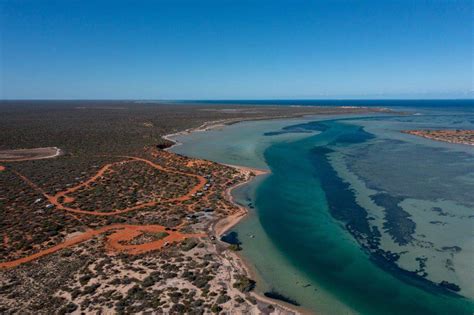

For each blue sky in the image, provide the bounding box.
[1,0,472,99]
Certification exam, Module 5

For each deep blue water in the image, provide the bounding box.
[179,99,474,111]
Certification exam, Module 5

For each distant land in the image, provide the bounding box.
[403,130,474,146]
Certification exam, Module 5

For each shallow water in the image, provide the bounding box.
[171,107,474,314]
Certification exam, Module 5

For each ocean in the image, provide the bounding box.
[170,100,474,314]
[181,99,474,111]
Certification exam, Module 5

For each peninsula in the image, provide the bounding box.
[403,129,474,146]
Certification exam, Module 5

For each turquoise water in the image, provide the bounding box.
[171,108,474,314]
[255,120,473,314]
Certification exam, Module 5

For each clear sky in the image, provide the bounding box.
[1,0,472,100]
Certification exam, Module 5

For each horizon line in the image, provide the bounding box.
[1,98,473,102]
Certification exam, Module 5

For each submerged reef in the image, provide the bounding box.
[272,120,465,296]
[264,291,300,306]
[371,193,416,246]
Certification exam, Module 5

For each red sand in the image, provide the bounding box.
[0,224,205,268]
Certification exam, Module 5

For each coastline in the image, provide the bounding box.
[221,169,314,315]
[164,123,310,315]
[215,165,309,315]
[161,106,406,314]
[162,106,399,152]
[214,163,269,239]
[163,116,293,151]
[163,119,232,151]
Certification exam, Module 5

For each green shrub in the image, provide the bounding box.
[216,295,230,304]
[210,304,222,313]
[233,275,256,293]
[228,244,241,251]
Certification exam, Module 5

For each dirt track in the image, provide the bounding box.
[13,156,206,216]
[0,224,205,268]
[2,151,209,268]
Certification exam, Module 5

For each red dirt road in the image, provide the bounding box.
[0,224,205,268]
[14,156,207,216]
[2,152,209,268]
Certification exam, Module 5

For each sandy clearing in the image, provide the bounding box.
[0,147,61,162]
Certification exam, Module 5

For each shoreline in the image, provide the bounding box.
[163,119,232,151]
[216,166,308,315]
[162,106,399,152]
[214,163,270,239]
[221,171,313,315]
[164,121,311,315]
[163,116,293,151]
[161,106,401,314]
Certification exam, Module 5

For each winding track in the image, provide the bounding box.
[1,153,209,268]
[14,156,207,216]
[0,224,205,268]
